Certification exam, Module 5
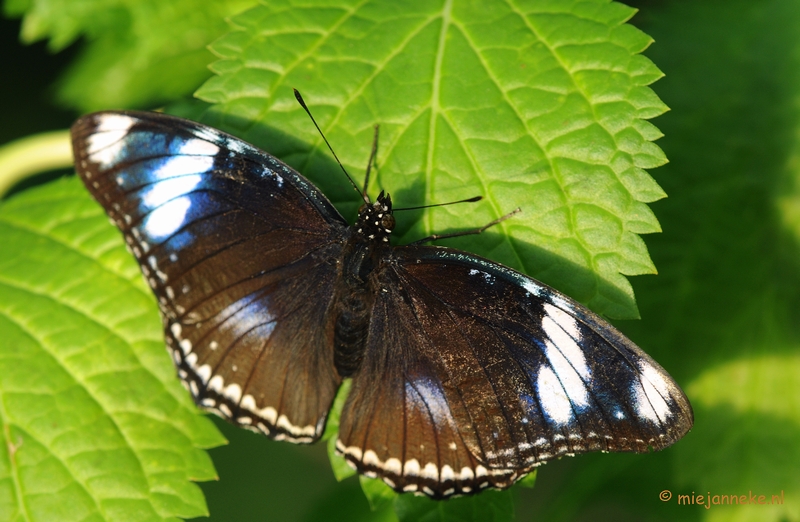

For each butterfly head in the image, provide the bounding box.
[355,191,395,244]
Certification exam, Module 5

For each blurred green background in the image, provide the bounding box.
[2,0,799,521]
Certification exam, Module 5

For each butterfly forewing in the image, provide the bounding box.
[336,245,692,498]
[71,111,346,442]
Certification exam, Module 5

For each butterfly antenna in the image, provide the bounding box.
[293,89,368,203]
[409,207,522,245]
[362,124,379,200]
[394,195,482,211]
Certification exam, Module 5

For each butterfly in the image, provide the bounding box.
[71,104,693,499]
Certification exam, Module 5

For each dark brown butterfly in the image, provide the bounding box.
[71,108,692,499]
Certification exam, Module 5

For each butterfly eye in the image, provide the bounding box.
[358,203,367,214]
[381,214,395,230]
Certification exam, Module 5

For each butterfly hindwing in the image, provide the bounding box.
[72,111,347,442]
[336,245,693,497]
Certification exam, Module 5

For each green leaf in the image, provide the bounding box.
[515,470,536,489]
[0,178,225,521]
[358,476,396,512]
[5,0,256,111]
[394,490,514,522]
[324,380,356,482]
[195,0,667,319]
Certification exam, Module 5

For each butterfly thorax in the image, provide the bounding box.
[331,192,395,377]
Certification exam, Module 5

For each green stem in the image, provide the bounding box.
[0,130,72,197]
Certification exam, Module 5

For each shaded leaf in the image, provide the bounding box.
[4,0,255,111]
[394,490,514,522]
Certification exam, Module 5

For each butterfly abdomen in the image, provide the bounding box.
[331,233,382,377]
